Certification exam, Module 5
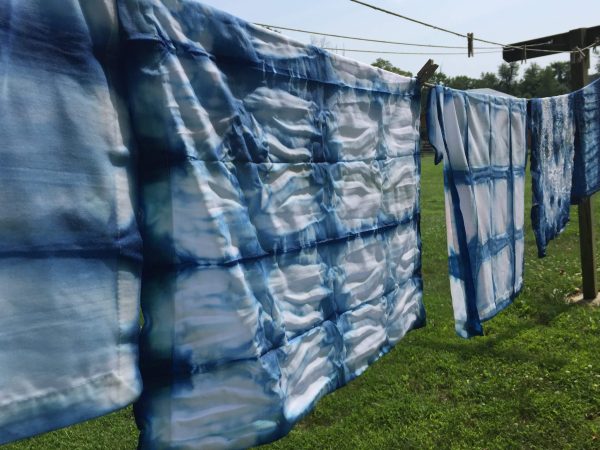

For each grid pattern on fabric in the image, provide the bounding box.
[0,1,142,445]
[529,95,575,257]
[572,77,600,203]
[426,85,527,338]
[118,0,425,448]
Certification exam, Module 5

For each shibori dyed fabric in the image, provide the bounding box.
[571,77,600,203]
[118,0,425,448]
[529,94,575,257]
[0,0,142,445]
[426,86,527,338]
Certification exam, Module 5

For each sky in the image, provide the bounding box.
[199,0,600,79]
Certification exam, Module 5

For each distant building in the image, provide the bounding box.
[467,88,515,98]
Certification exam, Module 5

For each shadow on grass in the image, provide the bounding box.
[410,296,579,370]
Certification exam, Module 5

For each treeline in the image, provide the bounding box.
[372,58,600,98]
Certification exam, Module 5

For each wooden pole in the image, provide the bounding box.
[570,29,598,300]
[578,196,597,299]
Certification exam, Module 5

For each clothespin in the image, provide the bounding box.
[467,33,474,57]
[417,59,439,85]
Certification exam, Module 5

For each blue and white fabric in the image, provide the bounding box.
[529,94,575,257]
[0,1,142,444]
[118,0,425,448]
[571,77,600,202]
[427,86,527,338]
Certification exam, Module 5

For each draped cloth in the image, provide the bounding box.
[529,94,575,257]
[0,1,142,444]
[529,77,600,257]
[572,77,600,203]
[426,86,527,338]
[118,0,425,448]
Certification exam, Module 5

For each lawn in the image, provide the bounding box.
[5,154,600,449]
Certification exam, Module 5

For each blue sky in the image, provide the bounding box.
[199,0,600,78]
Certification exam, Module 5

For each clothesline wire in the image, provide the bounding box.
[254,23,500,50]
[348,0,593,55]
[323,48,503,55]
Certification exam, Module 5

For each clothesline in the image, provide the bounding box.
[255,23,502,50]
[323,47,503,55]
[348,0,597,55]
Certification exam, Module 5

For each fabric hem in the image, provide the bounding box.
[0,370,141,445]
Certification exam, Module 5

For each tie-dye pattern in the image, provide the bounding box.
[571,77,600,203]
[118,0,425,448]
[529,94,575,257]
[0,0,142,444]
[426,86,527,338]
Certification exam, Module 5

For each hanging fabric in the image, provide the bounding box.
[118,0,425,448]
[0,0,142,444]
[529,94,575,257]
[571,77,600,203]
[426,86,527,338]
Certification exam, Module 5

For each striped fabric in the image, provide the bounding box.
[529,94,575,257]
[119,0,425,448]
[0,1,142,444]
[571,77,600,202]
[426,86,527,338]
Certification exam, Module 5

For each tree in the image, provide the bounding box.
[498,62,519,92]
[371,58,413,77]
[369,58,581,97]
[448,75,477,90]
[518,63,567,98]
[548,61,570,89]
[430,71,449,85]
[474,72,501,90]
[518,63,542,98]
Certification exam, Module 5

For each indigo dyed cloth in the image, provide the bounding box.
[427,86,527,338]
[118,0,425,448]
[0,0,142,445]
[572,77,600,202]
[529,94,575,257]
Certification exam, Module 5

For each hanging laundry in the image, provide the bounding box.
[118,0,425,448]
[529,94,575,257]
[572,77,600,203]
[0,1,142,445]
[427,86,527,338]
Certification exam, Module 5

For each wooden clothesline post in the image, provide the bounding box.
[570,29,598,301]
[503,26,600,301]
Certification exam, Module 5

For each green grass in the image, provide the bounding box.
[5,154,600,449]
